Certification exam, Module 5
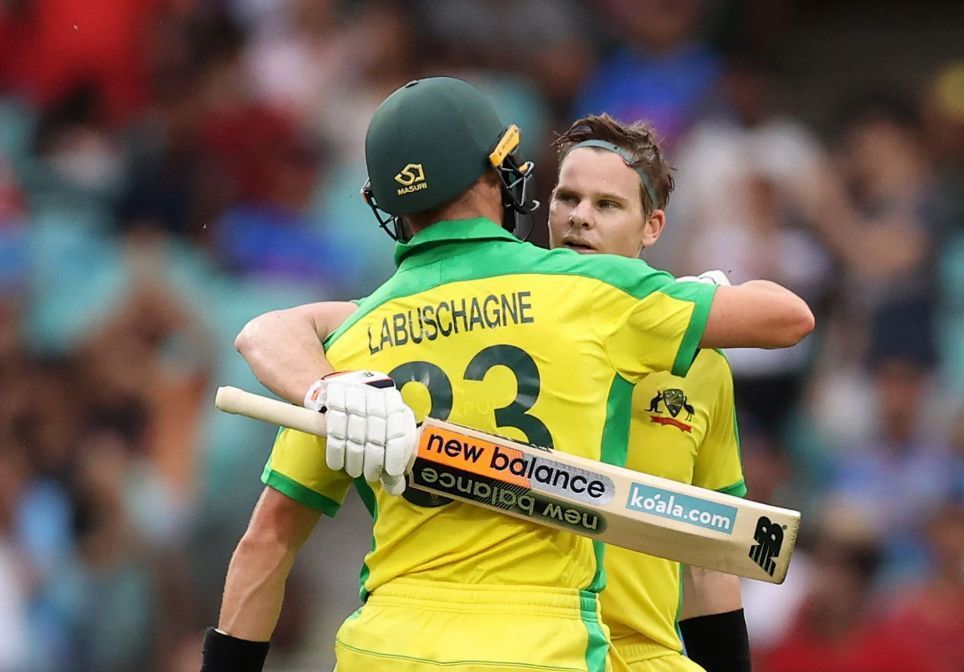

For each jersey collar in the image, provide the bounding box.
[394,217,521,267]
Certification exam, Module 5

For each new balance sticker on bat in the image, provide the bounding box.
[748,516,784,577]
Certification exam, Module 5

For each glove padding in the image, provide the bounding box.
[677,269,731,286]
[306,371,417,495]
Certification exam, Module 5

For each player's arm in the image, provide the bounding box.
[234,301,358,404]
[235,302,417,494]
[679,568,751,672]
[702,280,814,350]
[603,268,813,381]
[202,487,321,671]
[677,269,813,348]
[680,567,743,618]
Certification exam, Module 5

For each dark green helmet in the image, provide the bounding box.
[361,77,538,240]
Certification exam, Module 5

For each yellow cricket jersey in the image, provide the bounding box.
[601,349,746,665]
[261,218,716,603]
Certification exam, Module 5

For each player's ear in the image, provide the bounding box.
[640,210,666,250]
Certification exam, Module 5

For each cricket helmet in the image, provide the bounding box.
[361,77,538,241]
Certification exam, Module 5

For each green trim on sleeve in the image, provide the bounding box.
[716,479,747,498]
[261,469,343,517]
[669,283,717,377]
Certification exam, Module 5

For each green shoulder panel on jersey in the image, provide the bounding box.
[324,218,713,351]
[585,373,636,595]
[600,375,635,470]
[579,591,610,672]
[353,478,378,602]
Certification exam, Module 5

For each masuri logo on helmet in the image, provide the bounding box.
[393,163,427,194]
[361,77,538,241]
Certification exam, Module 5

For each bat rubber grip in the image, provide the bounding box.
[215,386,328,437]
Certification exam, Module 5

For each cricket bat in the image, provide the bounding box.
[215,386,800,583]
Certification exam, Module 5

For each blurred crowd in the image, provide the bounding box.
[0,1,961,671]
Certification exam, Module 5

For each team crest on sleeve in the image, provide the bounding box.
[646,388,695,433]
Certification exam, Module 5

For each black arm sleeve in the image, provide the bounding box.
[201,627,270,672]
[678,608,751,672]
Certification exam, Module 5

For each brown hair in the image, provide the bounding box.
[553,114,675,214]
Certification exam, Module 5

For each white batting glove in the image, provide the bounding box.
[677,269,731,286]
[304,371,417,495]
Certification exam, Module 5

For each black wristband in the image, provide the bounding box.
[678,608,751,672]
[201,627,270,672]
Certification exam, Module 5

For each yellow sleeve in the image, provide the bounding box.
[692,352,746,497]
[261,427,353,517]
[596,279,717,383]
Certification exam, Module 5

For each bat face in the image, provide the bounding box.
[410,417,800,583]
[624,483,739,535]
[214,386,800,583]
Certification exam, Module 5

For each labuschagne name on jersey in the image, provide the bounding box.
[368,291,534,354]
[646,387,696,433]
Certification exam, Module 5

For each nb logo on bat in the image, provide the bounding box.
[748,516,784,577]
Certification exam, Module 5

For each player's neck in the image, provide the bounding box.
[406,178,504,235]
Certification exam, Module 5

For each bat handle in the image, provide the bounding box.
[215,386,329,437]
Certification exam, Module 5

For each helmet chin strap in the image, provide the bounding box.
[497,174,539,241]
[491,125,540,240]
[361,180,409,241]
